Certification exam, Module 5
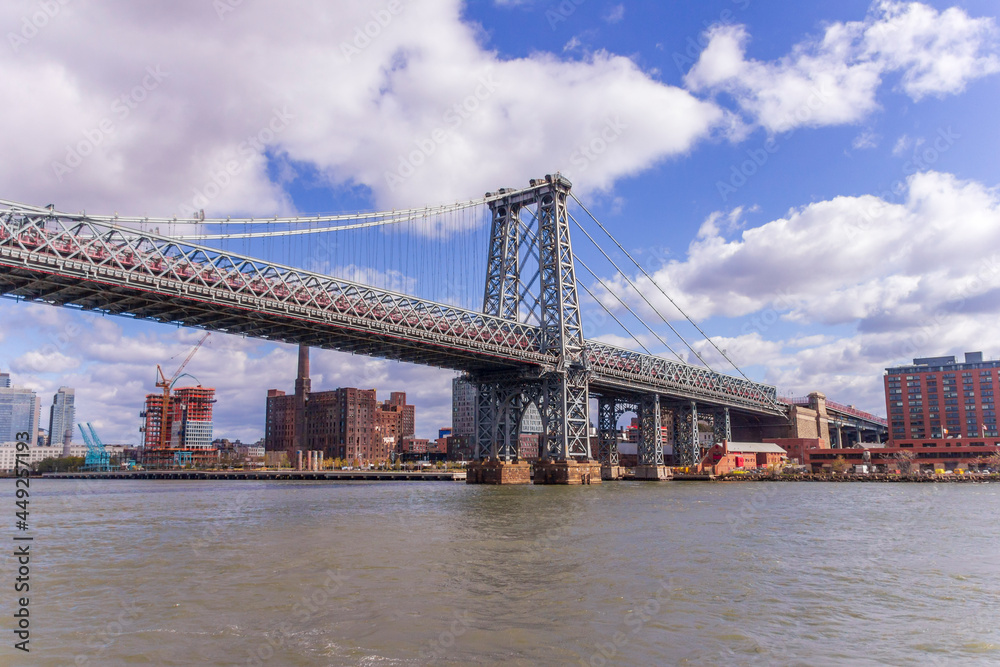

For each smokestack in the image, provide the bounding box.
[296,345,311,394]
[62,430,72,458]
[293,345,310,452]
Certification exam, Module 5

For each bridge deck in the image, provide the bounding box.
[0,207,781,415]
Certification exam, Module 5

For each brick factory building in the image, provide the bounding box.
[265,346,416,464]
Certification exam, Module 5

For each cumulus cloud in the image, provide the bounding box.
[604,5,625,25]
[599,171,1000,324]
[684,1,999,132]
[0,0,723,219]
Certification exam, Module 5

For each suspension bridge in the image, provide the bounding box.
[1,174,795,483]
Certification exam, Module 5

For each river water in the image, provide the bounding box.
[9,479,1000,666]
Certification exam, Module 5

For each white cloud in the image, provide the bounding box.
[599,171,1000,324]
[604,5,625,25]
[852,129,879,150]
[13,350,80,374]
[684,1,999,132]
[0,0,724,219]
[892,134,913,156]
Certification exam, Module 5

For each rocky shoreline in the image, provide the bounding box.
[717,472,1000,483]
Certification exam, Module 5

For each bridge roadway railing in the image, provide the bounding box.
[586,340,780,413]
[0,206,781,413]
[779,396,887,427]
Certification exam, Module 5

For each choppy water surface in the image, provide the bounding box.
[10,479,1000,665]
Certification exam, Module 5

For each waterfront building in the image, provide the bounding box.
[701,441,787,475]
[142,386,215,450]
[48,386,76,454]
[886,351,999,442]
[0,442,89,472]
[265,346,416,463]
[445,434,474,461]
[804,441,1000,473]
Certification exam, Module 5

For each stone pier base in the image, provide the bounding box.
[601,465,626,481]
[634,465,673,481]
[466,460,531,485]
[533,460,603,485]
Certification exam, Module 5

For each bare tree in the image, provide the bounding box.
[893,450,916,475]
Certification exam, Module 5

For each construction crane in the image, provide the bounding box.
[154,331,210,449]
[79,423,111,472]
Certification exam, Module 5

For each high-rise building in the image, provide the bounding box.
[0,372,39,446]
[0,371,10,388]
[48,386,75,454]
[265,347,416,463]
[885,352,999,442]
[521,402,543,434]
[451,377,477,436]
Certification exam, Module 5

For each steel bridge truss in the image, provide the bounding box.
[597,396,636,467]
[480,175,591,461]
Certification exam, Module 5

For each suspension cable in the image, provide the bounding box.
[0,182,549,227]
[574,258,667,358]
[571,193,780,407]
[568,210,713,369]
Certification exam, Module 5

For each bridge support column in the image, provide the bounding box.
[673,401,700,468]
[597,396,631,480]
[713,407,731,445]
[467,378,535,485]
[533,368,600,484]
[635,393,670,480]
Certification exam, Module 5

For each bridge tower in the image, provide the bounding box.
[467,174,599,484]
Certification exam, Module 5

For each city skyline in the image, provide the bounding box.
[1,0,998,444]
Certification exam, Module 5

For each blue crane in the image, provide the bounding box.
[79,423,112,472]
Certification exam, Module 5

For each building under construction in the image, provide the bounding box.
[140,334,218,468]
[142,386,217,467]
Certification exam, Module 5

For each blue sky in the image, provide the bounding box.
[1,0,998,443]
